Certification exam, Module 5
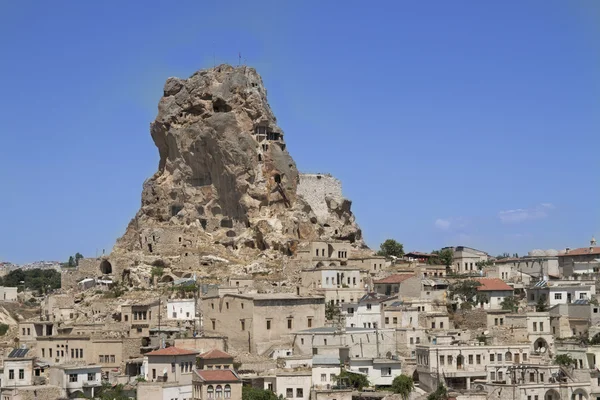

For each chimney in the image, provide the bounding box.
[565,247,570,254]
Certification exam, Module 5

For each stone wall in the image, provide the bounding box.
[297,174,342,223]
[4,385,63,400]
[175,336,227,353]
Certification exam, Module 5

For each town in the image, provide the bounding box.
[0,238,599,400]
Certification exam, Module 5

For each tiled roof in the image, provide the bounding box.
[558,247,600,257]
[195,369,240,382]
[199,349,233,359]
[475,278,513,292]
[374,274,415,284]
[405,252,433,257]
[145,347,199,356]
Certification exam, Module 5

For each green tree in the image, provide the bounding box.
[377,239,404,258]
[437,248,454,267]
[0,268,61,294]
[391,375,414,400]
[427,384,448,400]
[500,296,519,312]
[75,252,84,265]
[242,386,281,400]
[554,354,576,368]
[325,303,340,321]
[589,333,600,345]
[536,296,548,312]
[334,370,370,391]
[0,323,9,336]
[448,280,486,309]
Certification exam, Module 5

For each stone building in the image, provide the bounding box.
[446,246,489,274]
[0,286,17,301]
[527,280,595,307]
[372,274,417,297]
[202,293,325,354]
[192,369,242,400]
[474,278,514,310]
[341,292,389,328]
[48,364,102,399]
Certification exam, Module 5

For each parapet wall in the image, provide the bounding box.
[297,173,343,223]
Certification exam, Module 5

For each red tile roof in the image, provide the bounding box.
[199,349,233,359]
[195,369,240,382]
[475,278,513,292]
[405,252,433,258]
[558,247,600,257]
[374,274,415,284]
[146,347,199,357]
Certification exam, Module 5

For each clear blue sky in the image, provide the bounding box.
[1,1,598,264]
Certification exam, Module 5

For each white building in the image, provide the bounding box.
[0,286,18,301]
[474,278,514,310]
[447,246,489,274]
[347,358,401,386]
[312,355,340,389]
[341,293,388,329]
[276,370,312,400]
[527,280,595,306]
[48,365,102,399]
[166,299,196,321]
[1,349,34,388]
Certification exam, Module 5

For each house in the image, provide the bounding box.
[415,342,530,391]
[197,349,234,370]
[142,346,199,383]
[202,293,325,355]
[121,300,160,338]
[474,278,513,310]
[0,286,18,301]
[404,252,434,263]
[558,238,600,272]
[2,348,34,388]
[275,370,312,400]
[312,355,340,389]
[373,274,416,296]
[446,246,489,274]
[341,293,389,328]
[347,358,402,386]
[167,299,196,321]
[139,347,199,400]
[192,369,242,400]
[527,280,595,306]
[48,364,102,399]
[300,265,367,305]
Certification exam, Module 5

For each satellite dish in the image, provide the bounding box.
[540,347,547,353]
[483,330,489,335]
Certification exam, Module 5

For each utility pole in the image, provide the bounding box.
[158,297,162,348]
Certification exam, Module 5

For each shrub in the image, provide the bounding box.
[0,324,9,336]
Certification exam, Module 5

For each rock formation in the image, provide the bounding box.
[113,64,363,264]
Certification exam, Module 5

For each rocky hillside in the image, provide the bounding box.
[114,64,363,262]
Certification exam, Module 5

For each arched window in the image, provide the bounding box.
[505,352,512,362]
[225,385,231,398]
[207,385,214,398]
[216,385,223,398]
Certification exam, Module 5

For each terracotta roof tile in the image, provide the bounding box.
[199,349,233,359]
[475,278,513,292]
[558,247,600,257]
[374,274,415,284]
[145,347,199,357]
[195,369,240,382]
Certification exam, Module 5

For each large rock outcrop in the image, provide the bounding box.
[114,64,363,262]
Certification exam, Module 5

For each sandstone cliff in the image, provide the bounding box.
[113,64,363,263]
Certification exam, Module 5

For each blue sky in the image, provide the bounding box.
[0,1,598,263]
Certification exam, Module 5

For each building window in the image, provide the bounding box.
[225,385,231,398]
[286,389,294,398]
[498,371,503,381]
[431,322,436,329]
[288,319,293,329]
[440,322,444,329]
[490,354,495,362]
[381,367,391,376]
[307,318,312,328]
[555,293,562,300]
[410,338,414,344]
[216,385,223,398]
[9,370,14,379]
[172,363,176,373]
[88,373,96,381]
[207,385,214,398]
[439,355,444,365]
[490,371,495,381]
[385,317,389,324]
[468,355,473,364]
[523,353,527,361]
[366,304,372,310]
[533,322,537,332]
[301,338,304,345]
[540,322,544,331]
[212,320,216,330]
[505,352,512,362]
[68,373,77,382]
[416,337,420,344]
[321,374,326,382]
[540,373,544,382]
[42,348,45,357]
[497,354,503,362]
[296,389,303,398]
[267,320,271,330]
[393,317,398,324]
[476,355,481,364]
[241,320,245,331]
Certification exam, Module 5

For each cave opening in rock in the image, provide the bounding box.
[100,260,112,275]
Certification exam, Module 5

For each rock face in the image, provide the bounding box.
[114,64,363,262]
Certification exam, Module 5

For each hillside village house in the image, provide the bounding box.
[341,293,389,328]
[193,349,242,400]
[300,265,367,305]
[472,278,514,310]
[202,293,325,354]
[139,347,199,400]
[557,238,600,274]
[167,298,196,321]
[347,357,402,386]
[527,280,595,306]
[48,364,102,399]
[446,246,489,273]
[373,274,417,297]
